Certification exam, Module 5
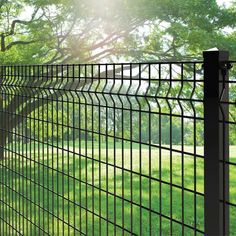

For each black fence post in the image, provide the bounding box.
[203,48,229,236]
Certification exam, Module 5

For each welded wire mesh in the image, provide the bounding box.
[219,61,236,235]
[0,62,204,235]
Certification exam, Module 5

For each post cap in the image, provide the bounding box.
[205,47,219,51]
[203,48,229,60]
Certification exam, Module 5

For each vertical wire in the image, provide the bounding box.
[84,64,88,235]
[158,63,162,236]
[120,64,125,235]
[18,65,21,234]
[20,65,24,233]
[192,63,197,234]
[28,65,31,233]
[180,63,185,235]
[112,64,117,235]
[14,66,20,232]
[25,66,28,234]
[2,66,4,234]
[19,65,22,234]
[61,64,65,236]
[1,85,3,236]
[1,66,4,234]
[114,64,125,235]
[105,64,109,235]
[164,63,172,233]
[97,64,102,235]
[20,65,23,234]
[78,64,82,233]
[3,66,5,235]
[115,63,123,235]
[147,64,152,235]
[9,66,12,234]
[33,65,37,235]
[5,66,7,236]
[10,66,13,234]
[0,72,1,232]
[10,65,13,234]
[15,66,18,234]
[138,64,142,235]
[129,63,133,234]
[169,64,173,234]
[11,65,14,234]
[7,66,10,235]
[46,64,50,234]
[5,65,8,235]
[4,65,6,236]
[5,66,8,236]
[11,66,14,236]
[8,66,12,234]
[51,65,55,236]
[7,66,10,236]
[21,65,25,233]
[39,64,43,235]
[25,65,29,235]
[219,70,228,235]
[7,65,10,235]
[66,64,70,235]
[10,66,13,235]
[35,65,38,233]
[41,65,45,234]
[56,65,60,235]
[92,65,95,236]
[9,66,11,234]
[29,65,32,236]
[92,64,98,235]
[79,64,87,234]
[72,64,76,235]
[1,66,4,235]
[6,66,9,234]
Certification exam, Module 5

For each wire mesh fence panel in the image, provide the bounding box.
[222,60,236,235]
[0,61,206,235]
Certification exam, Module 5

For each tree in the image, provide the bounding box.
[1,0,236,64]
[1,0,236,158]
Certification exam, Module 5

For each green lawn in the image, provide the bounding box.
[0,143,236,235]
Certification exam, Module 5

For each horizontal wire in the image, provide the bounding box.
[0,171,204,234]
[0,127,205,159]
[0,146,204,196]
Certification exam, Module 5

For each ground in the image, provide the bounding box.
[0,142,235,235]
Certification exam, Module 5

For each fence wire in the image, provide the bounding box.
[220,61,236,235]
[0,62,205,235]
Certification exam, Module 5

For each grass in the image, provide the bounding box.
[0,142,236,235]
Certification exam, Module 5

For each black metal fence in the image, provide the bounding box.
[0,49,235,235]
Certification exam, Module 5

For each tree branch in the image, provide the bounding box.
[5,40,36,51]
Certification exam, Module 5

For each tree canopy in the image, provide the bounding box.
[1,0,236,154]
[1,0,236,65]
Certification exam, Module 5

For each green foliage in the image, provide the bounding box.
[25,103,71,141]
[2,0,236,145]
[1,0,236,64]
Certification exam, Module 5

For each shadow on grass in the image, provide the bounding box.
[1,149,235,235]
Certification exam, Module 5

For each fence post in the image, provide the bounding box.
[203,48,229,236]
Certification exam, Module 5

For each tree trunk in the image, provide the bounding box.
[0,110,7,160]
[0,66,5,160]
[0,136,6,160]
